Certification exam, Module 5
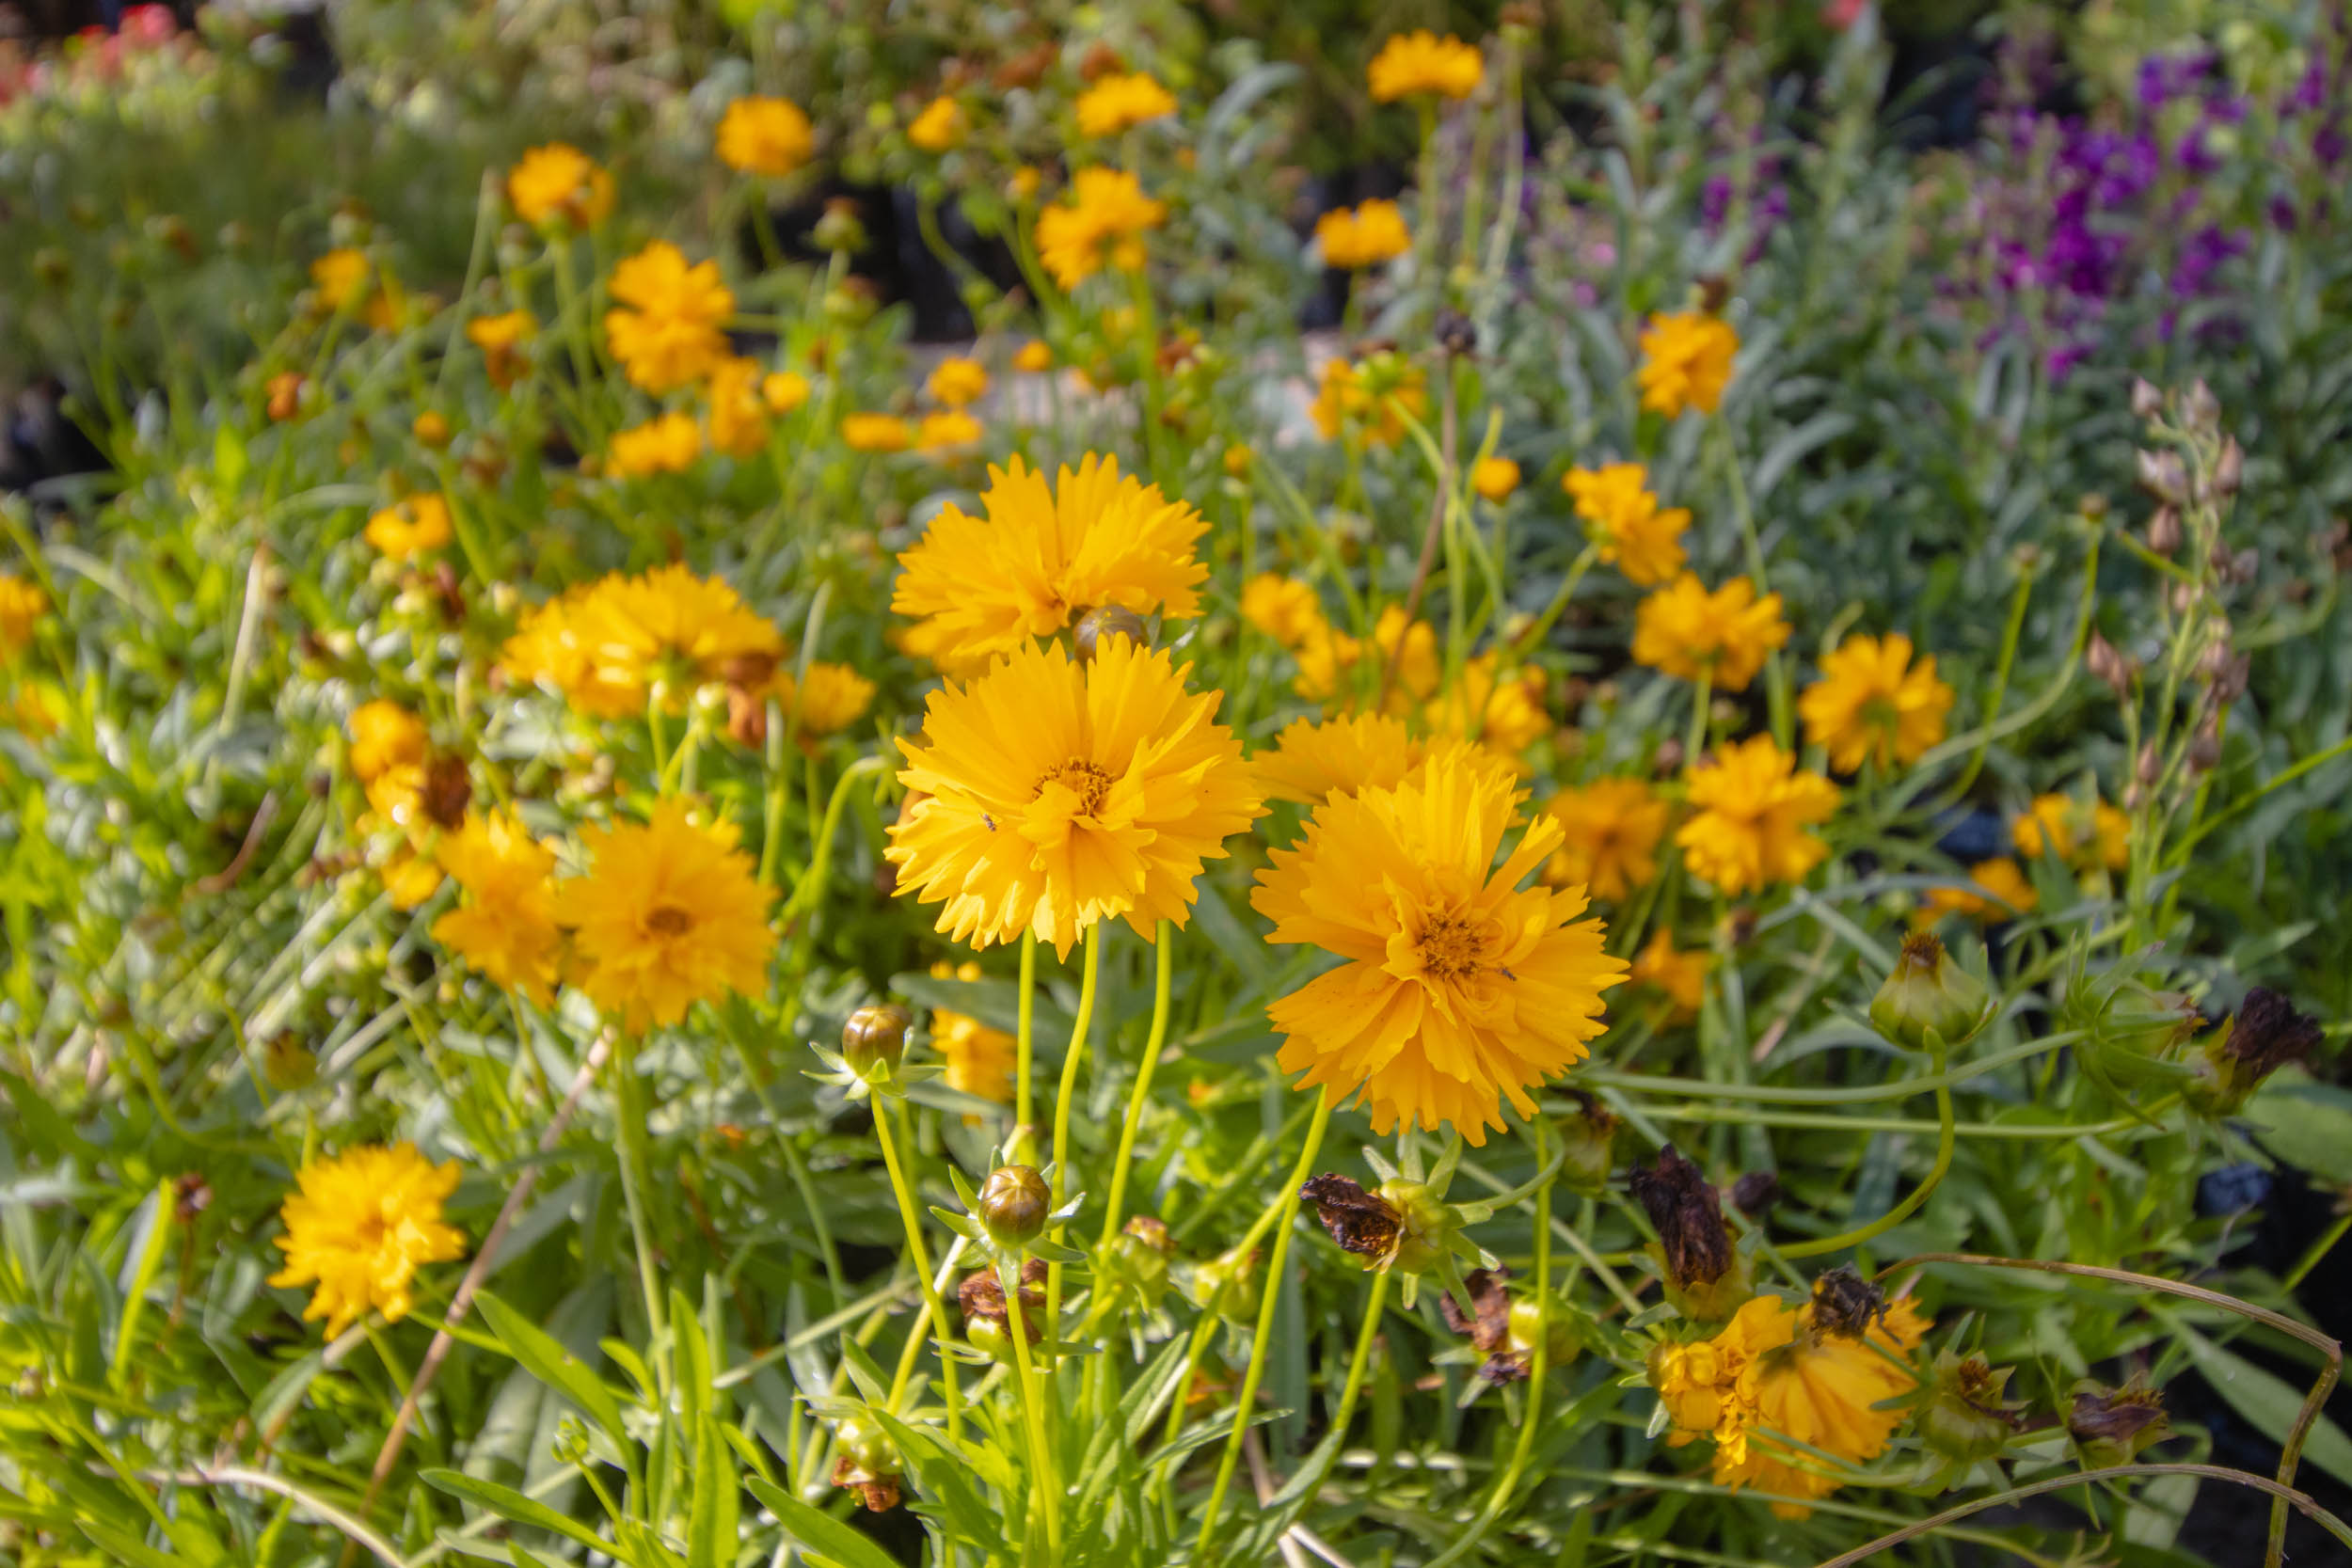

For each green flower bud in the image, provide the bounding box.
[1506,1297,1581,1370]
[1868,932,1992,1052]
[841,1003,912,1080]
[1188,1244,1259,1324]
[1919,1353,2022,1465]
[1555,1092,1619,1196]
[2068,1377,2169,1468]
[976,1164,1049,1247]
[1073,605,1148,662]
[1375,1179,1459,1275]
[831,1415,901,1512]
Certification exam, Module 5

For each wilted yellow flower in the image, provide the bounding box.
[762,371,811,414]
[0,574,50,660]
[1677,736,1838,896]
[1632,574,1788,692]
[927,356,990,408]
[908,96,967,152]
[1315,200,1411,269]
[1471,456,1520,501]
[1254,753,1627,1144]
[1034,167,1168,289]
[433,812,563,1004]
[1916,857,2037,925]
[363,494,453,561]
[269,1144,465,1338]
[1800,633,1954,773]
[570,800,776,1033]
[1564,463,1689,586]
[1310,354,1427,448]
[1014,340,1055,373]
[717,96,815,177]
[1637,311,1739,418]
[1543,777,1669,902]
[891,453,1207,673]
[607,411,704,478]
[468,309,534,388]
[1241,573,1327,649]
[776,660,877,737]
[1368,30,1485,102]
[2012,793,2130,872]
[842,412,914,452]
[1630,929,1709,1020]
[930,960,1015,1113]
[917,410,984,451]
[604,242,735,394]
[886,639,1263,957]
[1076,71,1178,136]
[506,143,613,229]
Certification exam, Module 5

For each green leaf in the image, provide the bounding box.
[213,420,248,496]
[476,1290,628,1442]
[2245,1069,2352,1186]
[743,1476,900,1568]
[421,1469,617,1556]
[688,1414,740,1568]
[2166,1320,2352,1492]
[79,1524,189,1568]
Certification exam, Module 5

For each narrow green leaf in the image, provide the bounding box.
[421,1468,614,1556]
[476,1290,628,1442]
[743,1476,900,1568]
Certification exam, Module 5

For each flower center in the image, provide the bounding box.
[1417,912,1488,981]
[644,904,695,936]
[1034,759,1114,817]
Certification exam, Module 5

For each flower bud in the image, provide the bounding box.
[2147,504,2183,555]
[1376,1178,1460,1275]
[2213,436,2243,499]
[1920,1353,2022,1465]
[959,1258,1045,1343]
[1073,605,1147,662]
[1729,1169,1781,1218]
[412,410,453,449]
[976,1164,1049,1246]
[1555,1092,1620,1196]
[2087,632,2134,699]
[2182,378,2219,434]
[1123,1214,1174,1254]
[2130,377,2164,420]
[2185,718,2221,776]
[1188,1244,1260,1324]
[1868,931,1992,1053]
[2136,449,2188,506]
[814,198,868,255]
[842,1003,912,1079]
[831,1415,902,1512]
[2069,1378,2169,1467]
[2185,986,2321,1117]
[32,247,72,289]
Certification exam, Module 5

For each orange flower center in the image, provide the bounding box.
[644,905,695,936]
[1034,759,1114,817]
[1416,911,1489,980]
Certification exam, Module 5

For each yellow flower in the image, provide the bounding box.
[842,412,913,452]
[569,800,777,1033]
[1471,456,1520,502]
[433,812,563,1003]
[930,960,1015,1113]
[891,453,1208,673]
[1630,929,1708,1020]
[363,494,453,561]
[1293,605,1441,710]
[1076,71,1178,137]
[1916,857,2038,925]
[1015,340,1055,373]
[496,589,640,720]
[1254,752,1627,1144]
[2012,793,2130,872]
[1309,354,1426,447]
[1563,463,1689,586]
[607,411,705,478]
[501,566,782,719]
[505,143,613,229]
[310,249,373,315]
[1800,633,1954,773]
[1035,167,1168,290]
[917,410,984,452]
[1314,200,1411,270]
[1543,777,1669,902]
[776,660,877,737]
[1254,710,1515,806]
[698,357,770,458]
[468,309,534,388]
[269,1144,466,1338]
[1637,311,1739,418]
[927,356,990,408]
[1368,30,1485,102]
[908,96,967,152]
[762,371,811,415]
[348,700,429,787]
[380,845,446,910]
[1677,736,1838,896]
[716,96,814,177]
[886,639,1263,957]
[1632,574,1788,691]
[1241,573,1327,649]
[0,574,49,660]
[1425,654,1549,757]
[604,242,735,394]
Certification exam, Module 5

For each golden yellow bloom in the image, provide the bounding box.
[3,682,61,738]
[842,412,914,452]
[776,660,877,738]
[1368,30,1485,102]
[412,410,453,449]
[927,356,990,408]
[606,411,704,478]
[570,800,776,1033]
[1543,777,1669,902]
[349,700,428,787]
[1917,857,2037,925]
[1631,929,1708,1020]
[310,249,373,314]
[363,494,453,561]
[1800,633,1954,773]
[2012,793,2130,872]
[1638,311,1739,418]
[1255,710,1515,806]
[1425,655,1549,757]
[496,590,636,720]
[762,371,811,414]
[1255,753,1627,1144]
[1292,605,1440,710]
[433,812,563,1003]
[468,309,534,388]
[1677,736,1838,896]
[1632,574,1788,692]
[501,566,782,719]
[716,96,815,177]
[1241,573,1328,649]
[886,639,1263,957]
[269,1144,466,1338]
[1564,463,1689,586]
[0,574,49,660]
[604,241,735,395]
[909,96,967,151]
[380,845,446,910]
[505,143,613,229]
[695,357,769,458]
[1076,71,1178,136]
[917,410,984,452]
[1034,167,1168,290]
[1014,340,1055,373]
[930,960,1015,1113]
[1471,456,1520,502]
[1309,354,1426,448]
[1314,199,1411,270]
[891,453,1207,672]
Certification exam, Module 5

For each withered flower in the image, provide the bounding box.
[1921,1352,2024,1465]
[1438,1266,1534,1384]
[421,753,472,831]
[959,1258,1048,1342]
[2069,1377,2170,1466]
[1629,1146,1732,1290]
[2187,986,2322,1116]
[1729,1170,1782,1218]
[1300,1174,1401,1261]
[1807,1265,1890,1340]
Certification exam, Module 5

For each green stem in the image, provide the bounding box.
[1099,922,1174,1249]
[1510,543,1599,662]
[1949,565,2036,797]
[1577,1033,2078,1104]
[871,1094,964,1442]
[1003,1243,1064,1564]
[608,1050,670,1402]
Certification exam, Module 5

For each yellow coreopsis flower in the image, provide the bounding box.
[930,959,1015,1113]
[1241,573,1328,649]
[1916,857,2037,925]
[1292,605,1441,710]
[890,453,1208,673]
[916,410,984,452]
[348,700,429,790]
[505,143,613,229]
[1471,456,1521,502]
[2012,793,2130,872]
[1254,752,1627,1144]
[269,1144,466,1338]
[605,411,704,478]
[1564,463,1689,586]
[1630,929,1709,1020]
[0,573,51,660]
[1076,71,1178,137]
[363,495,453,562]
[1254,710,1515,806]
[1632,574,1788,692]
[701,357,771,458]
[432,812,563,1003]
[570,800,777,1033]
[927,356,990,408]
[1542,777,1669,902]
[1314,200,1411,270]
[762,371,811,415]
[1677,736,1839,896]
[1368,30,1485,102]
[1426,654,1549,757]
[310,249,378,320]
[569,563,786,711]
[1014,340,1055,373]
[604,242,735,394]
[1638,311,1740,418]
[776,660,877,737]
[885,639,1263,957]
[1309,354,1426,448]
[908,96,968,152]
[716,96,815,177]
[1800,633,1954,773]
[468,309,534,388]
[1034,167,1168,289]
[496,589,642,720]
[842,412,914,452]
